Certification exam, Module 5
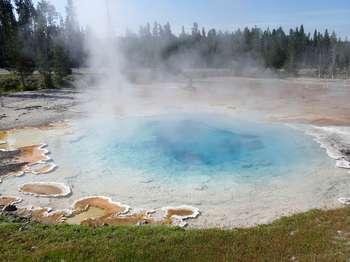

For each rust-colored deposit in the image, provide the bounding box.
[158,207,199,226]
[30,208,66,224]
[73,197,128,214]
[65,197,199,227]
[0,130,8,142]
[0,196,21,207]
[167,208,195,218]
[2,144,56,177]
[81,212,152,227]
[19,182,70,197]
[0,131,8,150]
[2,195,199,227]
[16,145,48,164]
[22,184,61,195]
[65,197,130,225]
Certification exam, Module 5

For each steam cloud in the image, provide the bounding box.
[74,0,134,116]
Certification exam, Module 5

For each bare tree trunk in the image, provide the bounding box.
[19,71,26,89]
[331,47,336,79]
[318,53,322,78]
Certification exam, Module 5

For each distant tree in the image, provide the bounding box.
[64,0,83,67]
[122,22,350,78]
[1,0,350,85]
[34,0,59,88]
[14,0,36,88]
[329,31,337,79]
[0,0,17,68]
[52,42,71,85]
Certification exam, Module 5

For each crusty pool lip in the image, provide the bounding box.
[18,182,72,198]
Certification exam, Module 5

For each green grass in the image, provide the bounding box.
[0,73,74,93]
[0,74,42,93]
[1,208,350,261]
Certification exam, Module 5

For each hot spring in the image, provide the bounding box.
[2,113,340,227]
[64,114,323,182]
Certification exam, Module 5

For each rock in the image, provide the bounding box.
[140,179,153,184]
[195,185,208,191]
[3,205,17,212]
[340,148,350,156]
[137,220,149,226]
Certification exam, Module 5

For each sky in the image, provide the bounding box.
[40,0,350,38]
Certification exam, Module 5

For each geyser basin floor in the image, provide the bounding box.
[1,113,349,228]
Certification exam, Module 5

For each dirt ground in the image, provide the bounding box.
[1,76,349,130]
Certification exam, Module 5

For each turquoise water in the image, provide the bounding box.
[61,114,323,184]
[0,113,338,227]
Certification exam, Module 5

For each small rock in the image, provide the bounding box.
[137,220,149,226]
[290,230,297,236]
[3,205,17,212]
[140,179,153,184]
[195,185,208,191]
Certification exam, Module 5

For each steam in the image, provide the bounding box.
[71,0,282,119]
[74,0,133,116]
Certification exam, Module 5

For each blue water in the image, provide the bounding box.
[62,114,323,183]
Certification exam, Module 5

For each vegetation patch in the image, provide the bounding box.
[1,208,350,261]
[0,74,74,94]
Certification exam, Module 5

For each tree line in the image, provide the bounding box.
[0,0,84,89]
[122,22,350,78]
[1,0,350,91]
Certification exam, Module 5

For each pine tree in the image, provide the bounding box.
[64,0,83,67]
[53,42,71,85]
[34,0,59,88]
[14,0,36,88]
[330,31,337,79]
[0,0,17,68]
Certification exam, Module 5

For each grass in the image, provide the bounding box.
[0,73,74,94]
[1,208,350,261]
[0,74,42,93]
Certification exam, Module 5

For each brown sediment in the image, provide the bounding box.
[0,131,8,151]
[167,209,195,218]
[0,121,68,178]
[272,114,350,126]
[37,121,71,131]
[11,206,68,224]
[0,144,55,179]
[30,208,66,224]
[8,196,200,228]
[65,207,107,225]
[65,197,130,225]
[154,206,200,226]
[0,196,22,207]
[65,197,200,227]
[67,200,154,226]
[160,208,198,225]
[81,212,152,227]
[73,197,129,214]
[16,145,49,164]
[0,131,8,142]
[19,182,71,198]
[22,184,62,195]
